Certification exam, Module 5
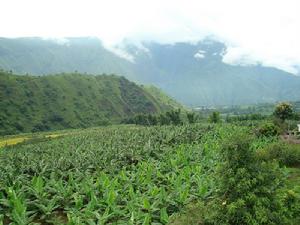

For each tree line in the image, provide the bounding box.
[123,102,300,129]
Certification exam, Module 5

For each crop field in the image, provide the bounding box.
[0,124,299,224]
[0,137,30,148]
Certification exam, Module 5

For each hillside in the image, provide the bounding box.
[1,37,300,106]
[0,37,136,80]
[142,85,183,110]
[129,41,300,106]
[0,71,178,135]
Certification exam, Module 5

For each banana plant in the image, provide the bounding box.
[67,213,84,225]
[6,188,31,224]
[160,207,169,224]
[33,196,60,220]
[0,214,3,225]
[142,213,151,225]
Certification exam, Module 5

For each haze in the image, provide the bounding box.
[1,0,300,74]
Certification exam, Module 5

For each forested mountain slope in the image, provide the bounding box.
[0,71,179,135]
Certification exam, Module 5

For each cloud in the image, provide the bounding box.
[104,44,136,63]
[41,37,70,46]
[1,0,300,73]
[194,50,206,59]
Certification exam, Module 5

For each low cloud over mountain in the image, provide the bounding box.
[1,37,300,106]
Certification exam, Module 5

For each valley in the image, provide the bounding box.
[2,0,300,223]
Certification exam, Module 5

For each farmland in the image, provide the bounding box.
[0,123,299,224]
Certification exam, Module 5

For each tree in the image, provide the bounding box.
[159,114,170,125]
[186,111,197,124]
[274,102,293,121]
[147,114,158,125]
[209,111,220,123]
[134,114,148,125]
[166,109,182,125]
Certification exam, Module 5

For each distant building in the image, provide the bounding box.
[298,124,300,132]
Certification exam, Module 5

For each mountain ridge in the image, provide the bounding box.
[1,37,300,106]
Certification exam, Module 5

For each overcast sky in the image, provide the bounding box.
[1,0,300,74]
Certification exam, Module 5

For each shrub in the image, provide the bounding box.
[209,111,220,123]
[259,142,300,167]
[159,114,171,125]
[166,109,182,125]
[256,122,280,137]
[205,134,289,225]
[186,112,197,124]
[31,123,50,132]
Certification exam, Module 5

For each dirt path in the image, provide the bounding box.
[280,134,300,144]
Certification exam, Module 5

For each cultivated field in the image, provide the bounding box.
[0,124,299,224]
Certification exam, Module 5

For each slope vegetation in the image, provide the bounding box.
[0,71,178,135]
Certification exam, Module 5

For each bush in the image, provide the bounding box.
[158,114,170,125]
[31,123,50,132]
[205,134,289,225]
[122,110,183,126]
[258,142,300,167]
[166,109,182,125]
[256,122,280,137]
[186,112,197,124]
[209,111,220,123]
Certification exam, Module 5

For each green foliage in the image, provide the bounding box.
[291,112,300,121]
[285,168,300,223]
[209,111,220,123]
[124,113,159,126]
[0,123,299,224]
[123,109,183,126]
[0,124,213,224]
[259,142,300,167]
[274,102,294,121]
[205,134,289,225]
[256,122,280,137]
[0,71,178,135]
[142,85,184,111]
[226,113,266,123]
[166,109,182,125]
[186,112,197,124]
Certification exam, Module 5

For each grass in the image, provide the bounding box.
[168,202,204,225]
[0,137,29,147]
[0,131,66,148]
[44,134,61,138]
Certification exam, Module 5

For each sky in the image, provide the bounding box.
[1,0,300,74]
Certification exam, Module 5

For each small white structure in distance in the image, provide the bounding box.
[298,124,300,132]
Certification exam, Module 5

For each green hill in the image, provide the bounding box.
[0,71,179,135]
[142,85,183,110]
